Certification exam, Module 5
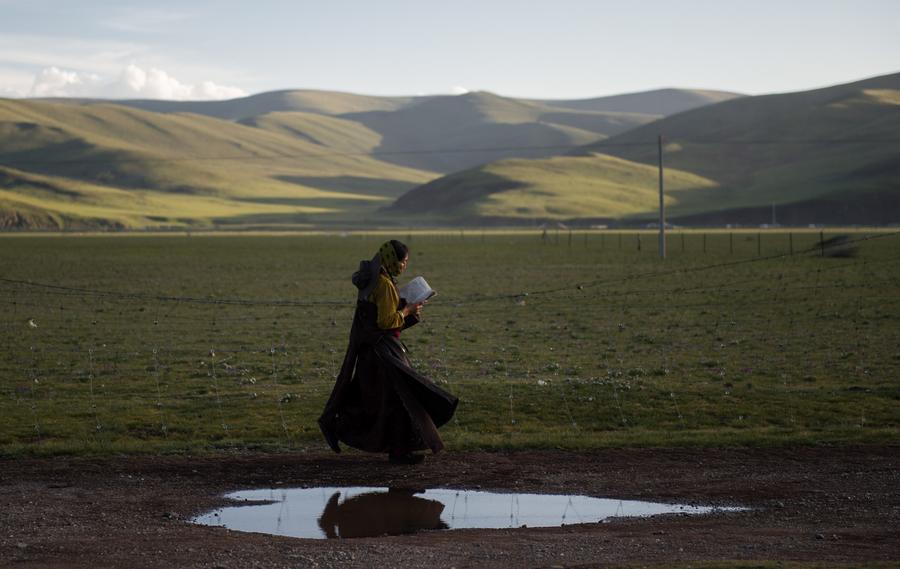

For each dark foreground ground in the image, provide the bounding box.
[1,447,898,569]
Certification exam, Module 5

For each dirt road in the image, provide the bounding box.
[2,447,898,568]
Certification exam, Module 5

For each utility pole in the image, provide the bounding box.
[658,134,666,259]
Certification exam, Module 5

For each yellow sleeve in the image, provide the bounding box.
[369,274,405,330]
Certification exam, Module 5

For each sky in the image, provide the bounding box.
[1,0,898,101]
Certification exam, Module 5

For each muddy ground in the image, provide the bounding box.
[1,446,898,568]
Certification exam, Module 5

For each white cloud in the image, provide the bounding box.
[0,86,24,98]
[29,66,103,97]
[27,64,246,100]
[451,85,470,95]
[0,67,38,98]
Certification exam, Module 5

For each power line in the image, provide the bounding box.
[3,138,898,167]
[2,141,652,167]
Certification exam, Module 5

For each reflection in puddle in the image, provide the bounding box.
[193,487,741,539]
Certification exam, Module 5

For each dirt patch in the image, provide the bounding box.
[1,446,898,568]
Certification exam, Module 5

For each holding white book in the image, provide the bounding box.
[398,276,437,305]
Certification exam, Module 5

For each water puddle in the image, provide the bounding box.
[192,487,742,539]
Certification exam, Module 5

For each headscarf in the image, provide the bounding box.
[352,241,404,301]
[378,241,403,277]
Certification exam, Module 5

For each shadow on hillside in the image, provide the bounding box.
[664,189,900,227]
[388,171,525,214]
[211,212,311,226]
[276,175,418,198]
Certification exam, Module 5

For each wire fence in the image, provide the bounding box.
[4,137,900,167]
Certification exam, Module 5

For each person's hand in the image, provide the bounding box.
[403,302,423,318]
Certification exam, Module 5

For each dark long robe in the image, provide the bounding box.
[318,300,458,454]
[317,488,447,538]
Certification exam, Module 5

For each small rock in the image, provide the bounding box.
[815,533,825,540]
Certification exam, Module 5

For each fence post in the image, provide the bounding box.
[729,233,734,255]
[820,230,825,257]
[789,232,794,255]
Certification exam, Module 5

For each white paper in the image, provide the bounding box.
[398,276,436,304]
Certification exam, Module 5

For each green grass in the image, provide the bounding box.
[393,153,718,219]
[0,99,434,229]
[1,230,898,456]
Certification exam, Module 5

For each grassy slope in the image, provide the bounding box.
[3,88,743,229]
[391,73,900,224]
[529,87,741,114]
[584,72,900,217]
[239,111,384,154]
[392,154,717,220]
[99,89,735,175]
[341,91,659,173]
[46,89,417,119]
[0,99,434,228]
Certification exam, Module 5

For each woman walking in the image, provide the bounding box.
[318,240,458,464]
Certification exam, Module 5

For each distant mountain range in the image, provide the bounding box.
[4,74,898,230]
[393,72,900,226]
[0,86,737,229]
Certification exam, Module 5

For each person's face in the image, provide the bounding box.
[399,254,409,274]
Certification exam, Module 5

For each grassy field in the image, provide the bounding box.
[1,230,898,456]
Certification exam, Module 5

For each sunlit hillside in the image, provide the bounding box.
[1,87,739,229]
[0,99,433,229]
[529,88,740,115]
[51,88,739,174]
[341,91,658,172]
[392,72,900,226]
[48,90,417,119]
[391,153,717,223]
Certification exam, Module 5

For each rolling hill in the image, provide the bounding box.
[527,88,740,115]
[0,99,432,229]
[1,86,738,229]
[45,90,417,120]
[391,72,900,226]
[340,91,659,173]
[49,88,740,174]
[391,153,717,224]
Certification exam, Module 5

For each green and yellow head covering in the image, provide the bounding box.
[379,241,403,277]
